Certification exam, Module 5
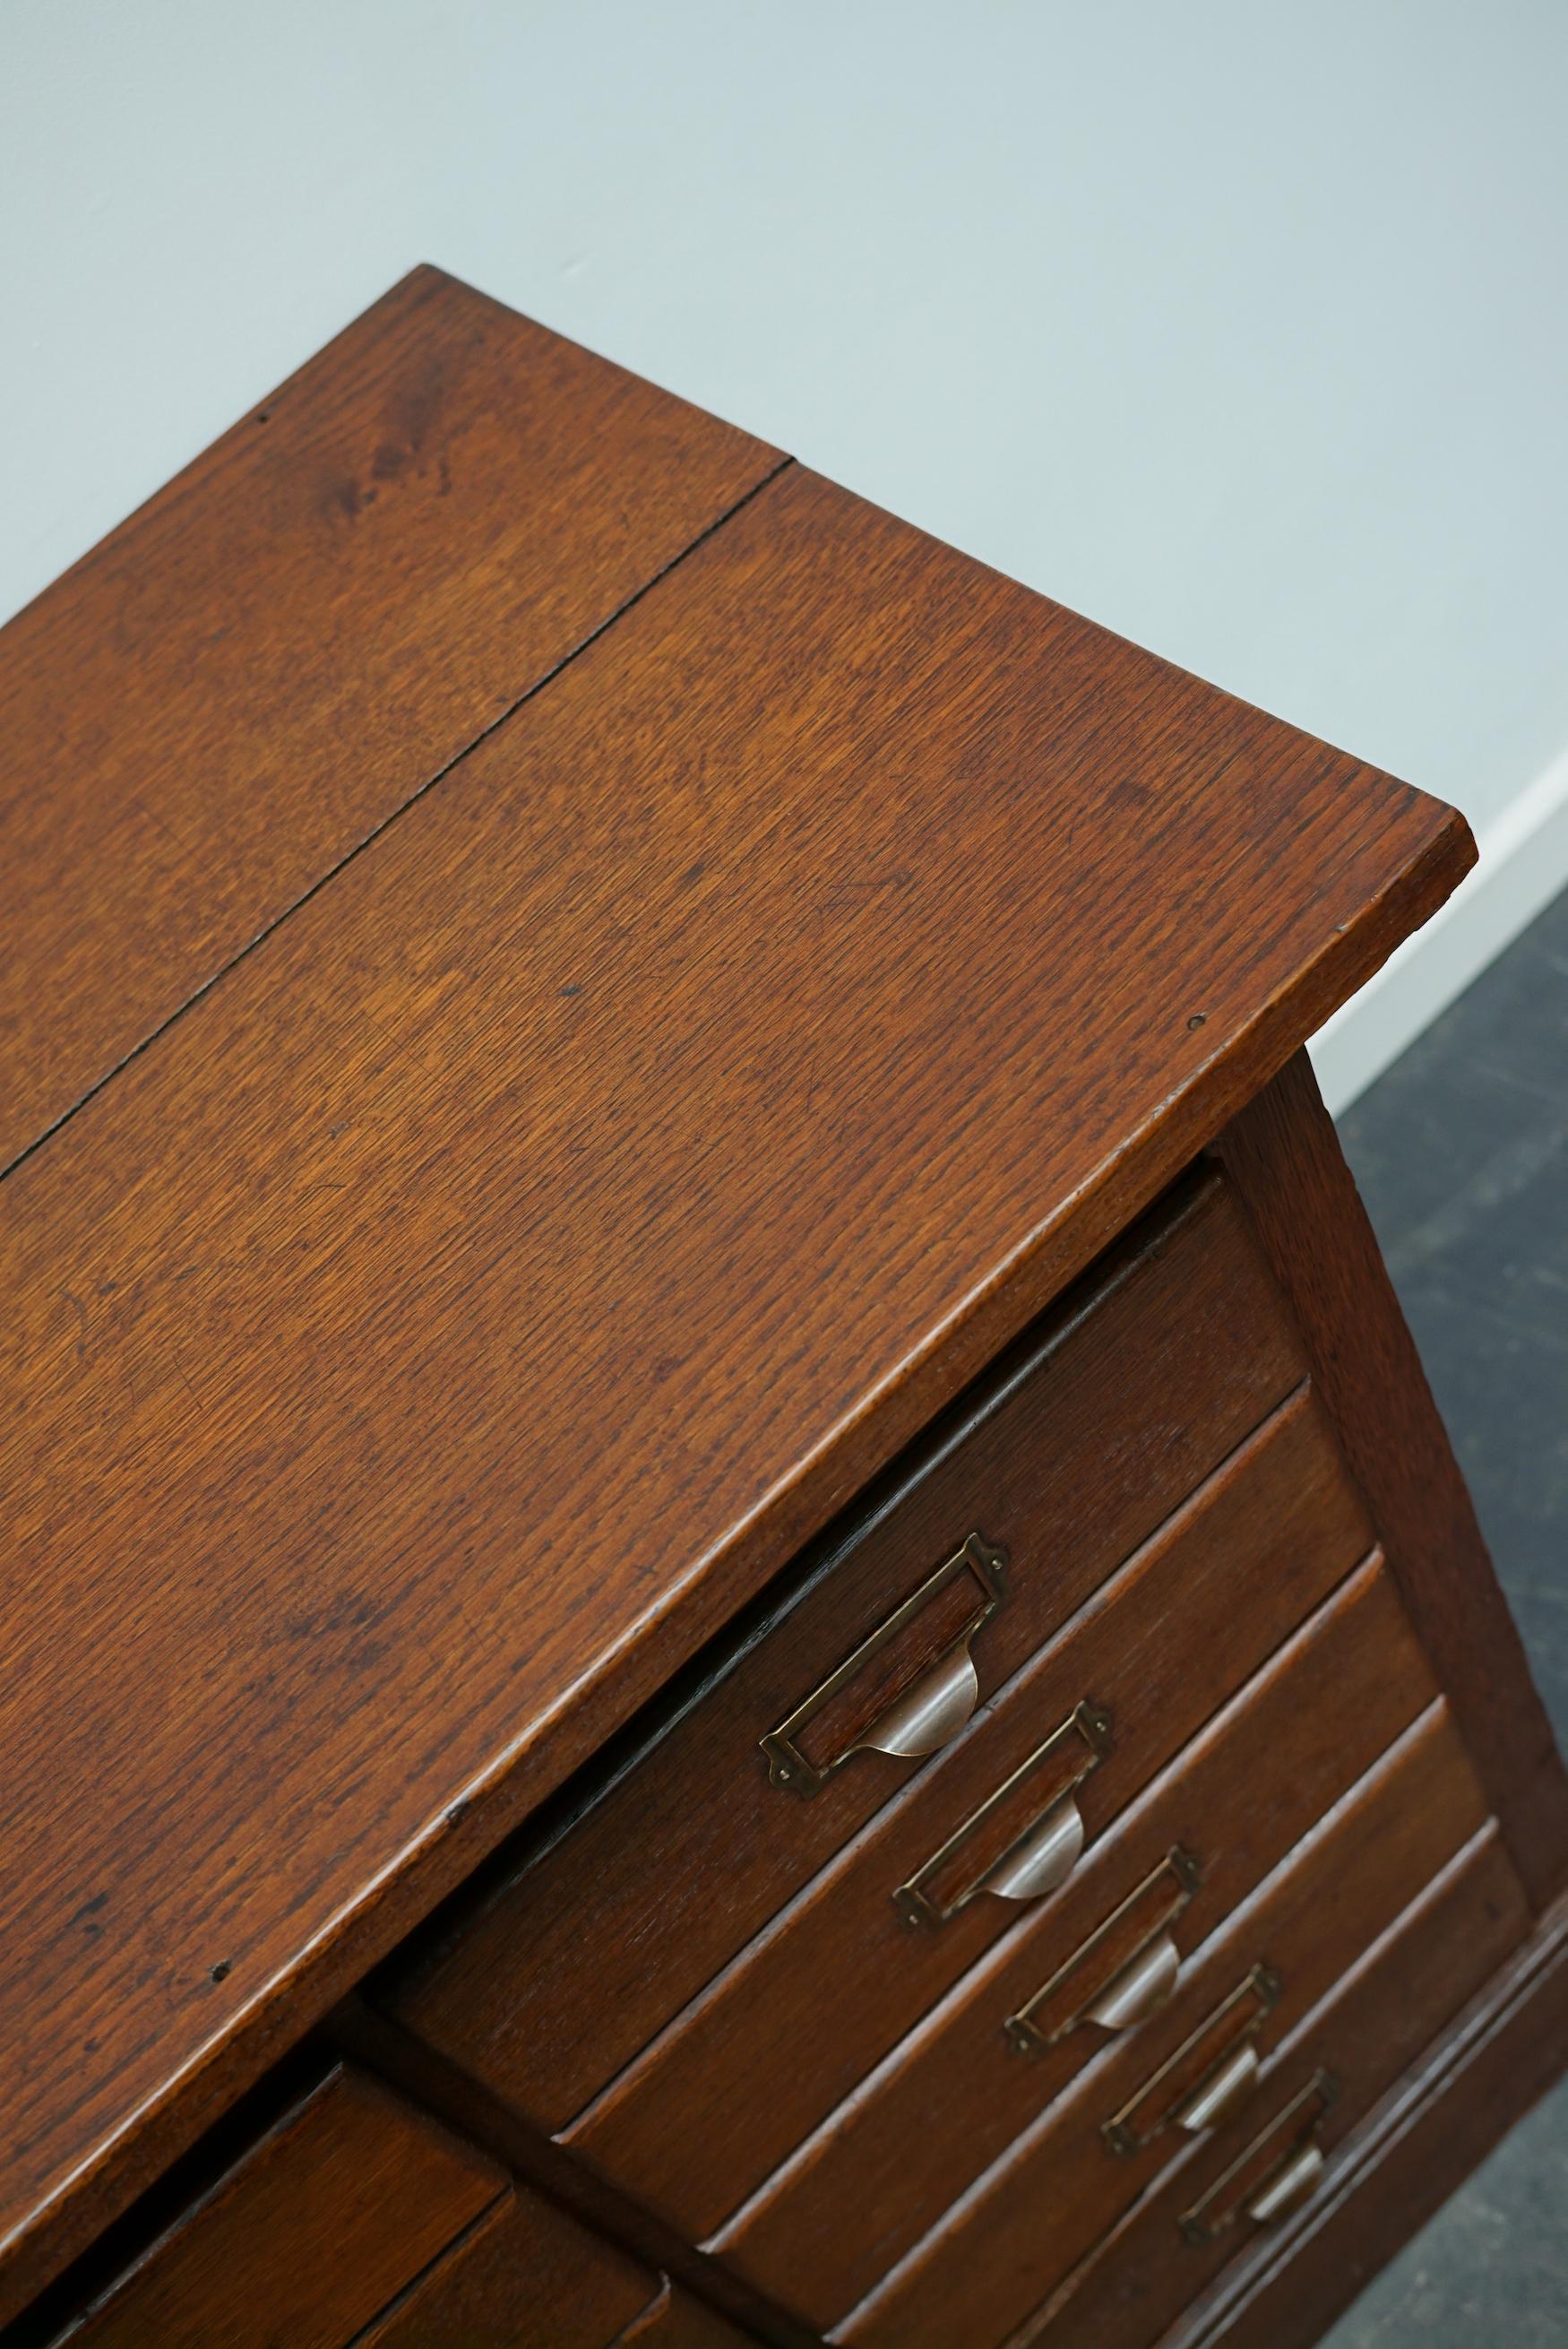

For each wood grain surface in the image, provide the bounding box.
[53,2065,501,2349]
[0,264,780,1171]
[352,2176,658,2349]
[612,2279,762,2347]
[1210,1054,1568,1906]
[326,1995,819,2349]
[0,301,1474,2314]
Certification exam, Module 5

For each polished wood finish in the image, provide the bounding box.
[1210,1052,1568,1906]
[614,2280,761,2346]
[384,1172,1299,2119]
[1014,1829,1531,2349]
[565,1387,1369,2236]
[52,2065,501,2348]
[8,390,1455,2295]
[1161,1884,1568,2349]
[327,1995,820,2349]
[0,264,780,1172]
[808,1707,1499,2345]
[353,2176,659,2348]
[3,269,1556,2345]
[715,1557,1438,2316]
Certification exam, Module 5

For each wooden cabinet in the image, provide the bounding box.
[3,267,1564,2349]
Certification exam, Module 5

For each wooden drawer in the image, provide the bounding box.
[713,1555,1436,2316]
[831,1711,1515,2349]
[53,2058,676,2349]
[51,2065,504,2348]
[566,1386,1370,2235]
[1012,1827,1531,2349]
[352,2181,673,2348]
[385,1172,1304,2125]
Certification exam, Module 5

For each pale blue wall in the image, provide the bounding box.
[4,0,1565,1044]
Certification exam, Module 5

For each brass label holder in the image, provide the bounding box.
[760,1531,1007,1798]
[892,1697,1114,1931]
[1004,1844,1202,2056]
[1103,1961,1282,2156]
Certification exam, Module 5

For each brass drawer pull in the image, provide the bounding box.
[1103,1962,1281,2155]
[1179,2070,1339,2243]
[1090,1931,1181,2033]
[1004,1846,1202,2055]
[1245,2139,1324,2224]
[892,1698,1113,1931]
[760,1533,1007,1797]
[1174,2041,1260,2135]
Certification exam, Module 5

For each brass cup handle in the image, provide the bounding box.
[1173,2041,1260,2135]
[1103,1964,1281,2156]
[1246,2140,1324,2224]
[982,1791,1086,1901]
[1004,1845,1202,2056]
[1087,1931,1183,2034]
[760,1533,1008,1797]
[863,1645,982,1763]
[892,1699,1114,1930]
[1179,2071,1339,2244]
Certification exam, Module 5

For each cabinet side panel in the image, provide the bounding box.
[1209,1049,1568,1906]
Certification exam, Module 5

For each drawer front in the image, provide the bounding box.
[714,1555,1436,2318]
[351,2174,663,2349]
[568,1387,1370,2236]
[56,2066,502,2349]
[1012,1827,1530,2349]
[386,1173,1304,2126]
[614,2280,761,2345]
[833,1705,1504,2349]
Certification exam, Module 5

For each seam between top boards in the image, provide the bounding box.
[1,452,797,1192]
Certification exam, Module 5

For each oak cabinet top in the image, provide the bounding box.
[0,267,1470,2305]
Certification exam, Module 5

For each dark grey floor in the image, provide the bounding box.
[1319,883,1568,2345]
